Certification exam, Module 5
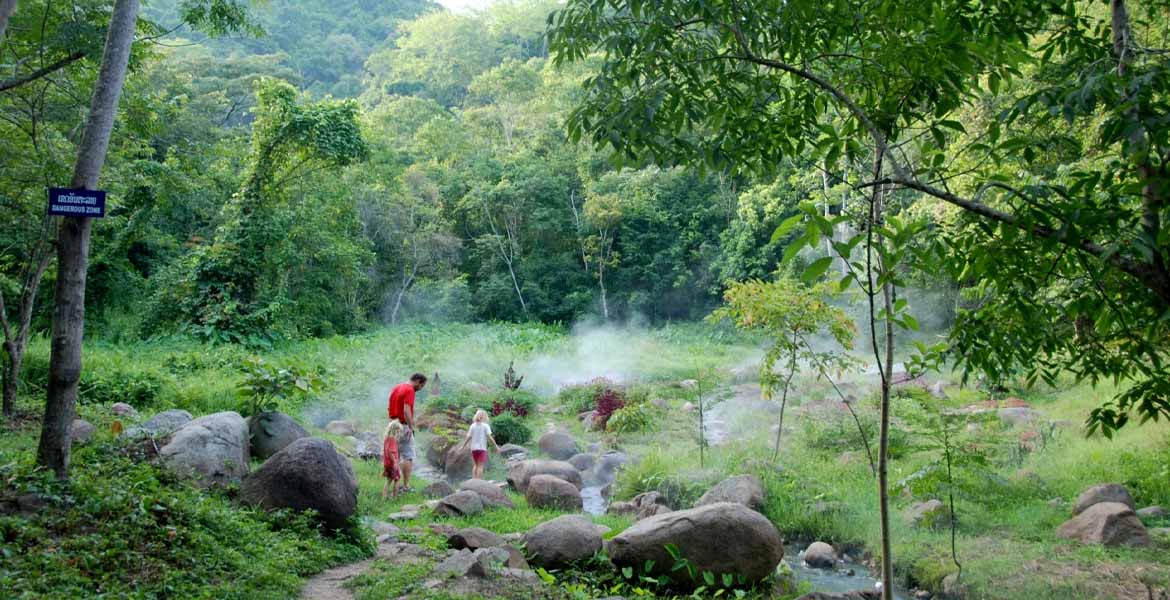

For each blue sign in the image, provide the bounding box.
[48,188,106,218]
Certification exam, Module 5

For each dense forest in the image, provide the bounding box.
[2,1,1169,599]
[3,0,816,348]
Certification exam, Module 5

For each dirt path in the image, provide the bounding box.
[298,556,375,600]
[299,537,424,599]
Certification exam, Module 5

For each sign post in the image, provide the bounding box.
[48,188,106,218]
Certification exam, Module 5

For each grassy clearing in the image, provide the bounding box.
[4,322,1169,598]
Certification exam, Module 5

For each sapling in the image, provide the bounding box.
[710,277,855,461]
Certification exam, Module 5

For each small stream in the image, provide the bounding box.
[784,544,907,599]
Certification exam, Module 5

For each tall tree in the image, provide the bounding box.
[37,0,139,478]
[0,0,16,41]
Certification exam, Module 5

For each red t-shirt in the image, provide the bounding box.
[388,383,416,422]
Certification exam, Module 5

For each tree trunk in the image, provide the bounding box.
[598,262,608,320]
[37,0,138,479]
[505,258,527,315]
[0,0,16,41]
[3,342,22,417]
[878,274,895,600]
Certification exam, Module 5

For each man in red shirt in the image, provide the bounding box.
[388,373,427,488]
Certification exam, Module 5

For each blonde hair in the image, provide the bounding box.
[385,419,404,439]
[473,409,489,423]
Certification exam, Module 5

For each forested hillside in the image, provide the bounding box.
[3,0,832,346]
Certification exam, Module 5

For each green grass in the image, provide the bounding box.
[5,322,1170,599]
[0,431,371,599]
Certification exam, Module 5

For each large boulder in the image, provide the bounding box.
[160,412,249,488]
[69,419,96,444]
[606,502,784,583]
[238,437,357,529]
[1056,502,1151,547]
[124,409,192,438]
[427,435,459,469]
[1072,483,1135,516]
[353,431,382,461]
[423,481,456,499]
[592,451,629,482]
[803,541,837,568]
[498,444,528,459]
[522,515,602,567]
[906,499,949,529]
[111,402,139,419]
[526,475,583,511]
[247,412,308,460]
[538,432,580,460]
[445,442,475,481]
[459,479,515,509]
[695,474,765,511]
[435,491,485,517]
[569,453,595,472]
[506,459,582,493]
[448,527,504,551]
[1137,506,1168,519]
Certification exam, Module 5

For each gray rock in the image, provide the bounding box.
[353,431,382,461]
[522,515,603,567]
[695,474,765,511]
[469,547,512,577]
[907,499,949,529]
[1150,527,1170,543]
[435,491,484,517]
[1138,506,1169,519]
[1056,501,1151,547]
[997,407,1035,427]
[372,522,401,538]
[324,420,356,436]
[160,411,249,488]
[941,573,968,599]
[526,474,583,511]
[459,479,515,509]
[70,419,96,444]
[111,402,139,419]
[607,501,637,517]
[424,481,456,498]
[387,508,421,521]
[448,527,504,551]
[591,451,629,481]
[124,409,192,438]
[803,541,836,568]
[607,502,784,584]
[506,459,582,492]
[569,453,595,471]
[445,442,475,481]
[538,432,580,460]
[247,412,308,460]
[498,444,528,459]
[499,544,528,569]
[239,437,358,529]
[434,549,477,578]
[1073,483,1135,516]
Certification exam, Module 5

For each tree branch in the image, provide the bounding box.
[0,51,86,93]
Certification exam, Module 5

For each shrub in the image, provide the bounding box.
[594,388,626,430]
[491,389,537,417]
[607,403,655,434]
[558,380,605,414]
[490,414,531,446]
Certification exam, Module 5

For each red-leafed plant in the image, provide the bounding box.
[593,388,626,430]
[490,398,529,418]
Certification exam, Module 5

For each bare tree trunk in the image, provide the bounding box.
[1,243,51,417]
[598,263,608,320]
[37,0,138,479]
[0,0,16,41]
